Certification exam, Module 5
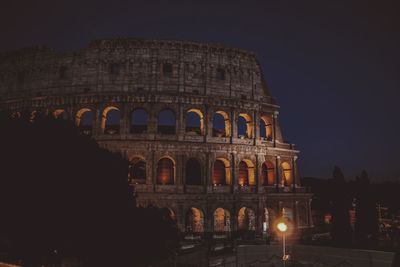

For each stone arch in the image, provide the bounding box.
[75,108,93,135]
[156,157,175,185]
[157,109,176,135]
[185,108,204,135]
[238,113,253,138]
[185,158,202,185]
[212,111,230,137]
[213,208,231,233]
[264,208,277,233]
[281,161,292,186]
[52,109,68,120]
[237,207,256,231]
[185,207,204,234]
[101,106,120,134]
[238,159,255,186]
[261,161,275,186]
[129,157,146,184]
[213,158,231,185]
[130,108,148,134]
[161,207,176,221]
[260,115,273,140]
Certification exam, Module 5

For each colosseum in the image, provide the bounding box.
[0,39,312,240]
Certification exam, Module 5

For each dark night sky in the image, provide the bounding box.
[1,1,399,181]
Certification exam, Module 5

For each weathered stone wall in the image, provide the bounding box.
[0,39,312,237]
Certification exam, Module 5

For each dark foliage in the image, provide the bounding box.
[0,113,179,266]
[330,166,352,246]
[353,171,379,247]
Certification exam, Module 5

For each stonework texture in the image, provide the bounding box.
[0,39,312,239]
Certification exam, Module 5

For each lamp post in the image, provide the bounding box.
[277,222,288,267]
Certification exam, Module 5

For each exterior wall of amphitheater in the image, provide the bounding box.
[0,39,312,238]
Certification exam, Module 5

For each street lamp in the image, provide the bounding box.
[277,222,289,266]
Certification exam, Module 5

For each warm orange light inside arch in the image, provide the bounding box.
[75,108,92,126]
[156,157,175,185]
[101,106,120,131]
[238,113,253,138]
[53,109,67,119]
[238,159,255,186]
[262,161,275,186]
[215,111,231,137]
[214,208,231,232]
[281,161,292,186]
[238,207,256,231]
[186,108,205,135]
[187,207,204,233]
[260,115,273,140]
[213,158,231,185]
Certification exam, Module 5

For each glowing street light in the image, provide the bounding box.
[277,221,289,266]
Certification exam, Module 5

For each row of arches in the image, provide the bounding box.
[48,107,274,139]
[129,157,294,186]
[185,207,256,233]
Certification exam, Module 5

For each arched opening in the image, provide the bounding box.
[101,106,120,135]
[185,207,204,234]
[185,158,202,185]
[238,160,255,186]
[214,208,231,233]
[129,158,146,184]
[158,109,176,135]
[76,108,93,135]
[213,158,231,185]
[53,109,68,120]
[130,109,148,134]
[238,113,253,138]
[161,207,176,221]
[281,162,292,186]
[264,208,276,234]
[212,111,230,137]
[186,109,204,135]
[261,161,275,186]
[238,207,256,231]
[260,115,273,140]
[283,207,294,223]
[156,158,175,185]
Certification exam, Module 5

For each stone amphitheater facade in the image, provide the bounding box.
[0,39,312,239]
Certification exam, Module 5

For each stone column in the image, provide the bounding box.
[231,153,236,193]
[273,112,278,147]
[275,156,281,191]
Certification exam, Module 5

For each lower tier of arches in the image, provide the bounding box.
[135,192,313,239]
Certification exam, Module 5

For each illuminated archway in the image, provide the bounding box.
[212,111,230,137]
[156,157,175,185]
[238,113,253,138]
[238,160,255,186]
[53,109,68,120]
[158,109,176,134]
[238,207,256,231]
[185,207,204,233]
[186,109,204,135]
[281,162,292,186]
[214,208,231,233]
[75,108,93,135]
[130,109,148,134]
[260,115,273,140]
[261,161,275,186]
[129,157,146,184]
[186,158,202,185]
[101,106,120,134]
[213,158,231,185]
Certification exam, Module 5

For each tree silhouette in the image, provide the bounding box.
[0,113,178,266]
[354,170,379,248]
[330,166,352,246]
